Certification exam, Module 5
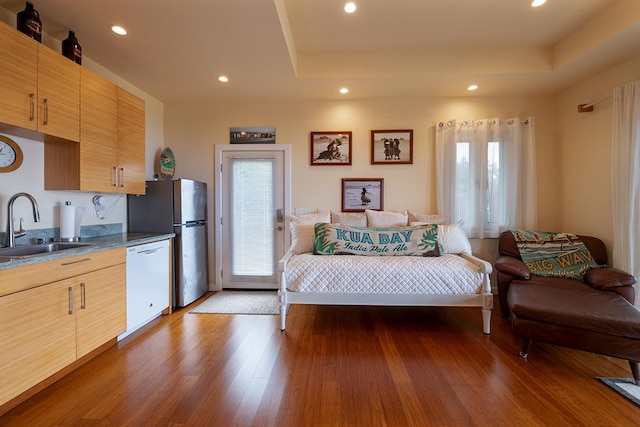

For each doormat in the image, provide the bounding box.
[598,377,640,406]
[189,290,280,315]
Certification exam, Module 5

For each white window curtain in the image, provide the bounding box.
[612,80,640,278]
[435,118,537,238]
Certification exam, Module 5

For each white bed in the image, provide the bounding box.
[278,250,493,334]
[277,210,494,334]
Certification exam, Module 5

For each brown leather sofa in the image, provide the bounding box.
[495,231,640,384]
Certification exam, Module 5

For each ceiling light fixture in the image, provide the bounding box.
[531,0,547,7]
[339,87,349,94]
[110,25,127,35]
[344,2,356,13]
[218,75,229,83]
[467,84,478,91]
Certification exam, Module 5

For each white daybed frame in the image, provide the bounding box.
[278,251,494,334]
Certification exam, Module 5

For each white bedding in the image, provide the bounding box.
[284,253,484,295]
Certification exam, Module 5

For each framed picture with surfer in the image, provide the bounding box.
[342,178,384,212]
[310,131,352,165]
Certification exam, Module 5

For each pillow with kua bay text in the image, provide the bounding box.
[313,223,442,257]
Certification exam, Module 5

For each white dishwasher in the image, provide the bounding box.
[119,239,171,340]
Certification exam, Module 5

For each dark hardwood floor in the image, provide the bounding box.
[1,294,638,426]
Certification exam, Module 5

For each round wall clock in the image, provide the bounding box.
[0,136,23,173]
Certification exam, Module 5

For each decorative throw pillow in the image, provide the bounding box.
[290,223,316,254]
[439,222,472,254]
[411,220,471,254]
[331,211,367,226]
[313,223,441,257]
[365,209,408,227]
[290,211,331,225]
[407,210,448,225]
[289,211,331,254]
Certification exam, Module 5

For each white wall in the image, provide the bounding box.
[165,94,558,285]
[557,54,640,302]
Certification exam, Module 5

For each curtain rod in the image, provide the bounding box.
[577,94,612,113]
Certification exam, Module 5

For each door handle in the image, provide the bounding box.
[276,208,284,223]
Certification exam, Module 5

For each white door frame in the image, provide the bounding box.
[213,144,291,290]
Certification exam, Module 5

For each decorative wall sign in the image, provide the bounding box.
[230,127,276,144]
[370,129,413,164]
[310,131,352,165]
[159,147,175,178]
[342,178,384,212]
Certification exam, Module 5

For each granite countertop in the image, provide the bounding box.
[0,232,175,270]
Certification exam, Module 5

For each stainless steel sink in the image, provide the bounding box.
[0,242,93,259]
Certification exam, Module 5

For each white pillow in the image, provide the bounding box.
[408,210,448,225]
[365,210,408,227]
[331,211,367,226]
[290,211,331,225]
[289,223,316,254]
[289,211,331,254]
[438,221,472,254]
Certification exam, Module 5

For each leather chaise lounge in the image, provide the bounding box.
[495,231,640,384]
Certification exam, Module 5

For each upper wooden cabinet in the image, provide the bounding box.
[0,21,145,194]
[117,88,146,195]
[37,44,80,141]
[0,21,37,131]
[0,21,80,141]
[44,59,146,194]
[79,67,119,193]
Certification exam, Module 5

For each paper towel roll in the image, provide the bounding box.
[60,203,76,239]
[74,206,85,237]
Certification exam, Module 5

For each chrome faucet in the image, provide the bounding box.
[4,192,41,248]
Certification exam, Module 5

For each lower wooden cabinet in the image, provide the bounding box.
[0,280,77,407]
[0,250,126,410]
[74,264,126,359]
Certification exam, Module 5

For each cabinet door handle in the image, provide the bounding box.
[43,98,49,125]
[68,286,74,315]
[119,167,125,187]
[61,258,91,266]
[80,283,86,309]
[29,93,35,121]
[113,166,118,187]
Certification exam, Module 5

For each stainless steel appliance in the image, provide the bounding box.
[128,179,209,307]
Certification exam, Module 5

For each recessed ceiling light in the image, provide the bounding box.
[218,75,229,83]
[344,2,356,13]
[339,87,349,94]
[531,0,547,7]
[467,84,478,91]
[110,25,127,35]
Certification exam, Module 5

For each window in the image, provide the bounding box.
[436,118,536,238]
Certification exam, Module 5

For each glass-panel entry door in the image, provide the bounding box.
[220,150,285,289]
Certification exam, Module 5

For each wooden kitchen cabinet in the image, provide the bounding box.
[0,21,80,142]
[44,69,145,194]
[0,280,77,408]
[75,263,126,358]
[37,44,80,142]
[116,87,146,195]
[0,247,126,410]
[79,67,119,192]
[0,20,37,132]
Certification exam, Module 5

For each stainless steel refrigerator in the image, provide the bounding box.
[128,179,209,307]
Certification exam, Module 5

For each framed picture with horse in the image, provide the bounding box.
[310,131,352,166]
[370,129,413,164]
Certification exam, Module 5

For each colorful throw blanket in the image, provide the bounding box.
[510,230,599,280]
[314,223,442,256]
